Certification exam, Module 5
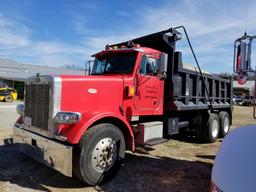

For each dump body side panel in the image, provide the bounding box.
[170,66,232,111]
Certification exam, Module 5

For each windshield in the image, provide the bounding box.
[91,52,137,75]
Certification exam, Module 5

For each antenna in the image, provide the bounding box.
[244,0,249,34]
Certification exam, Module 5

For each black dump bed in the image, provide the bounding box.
[112,27,232,111]
[171,52,232,111]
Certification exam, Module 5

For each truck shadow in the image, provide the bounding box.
[171,134,223,144]
[0,138,212,192]
[99,153,212,192]
[0,139,84,192]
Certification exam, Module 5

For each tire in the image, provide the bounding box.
[219,111,230,138]
[203,113,220,143]
[179,127,187,138]
[73,123,125,185]
[4,95,13,102]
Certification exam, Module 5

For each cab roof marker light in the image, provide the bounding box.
[134,44,141,48]
[105,44,113,51]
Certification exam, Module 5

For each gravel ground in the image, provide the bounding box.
[0,101,22,132]
[0,104,254,192]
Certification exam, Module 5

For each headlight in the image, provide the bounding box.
[54,112,81,124]
[16,104,24,115]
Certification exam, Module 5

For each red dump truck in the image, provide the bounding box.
[14,26,232,185]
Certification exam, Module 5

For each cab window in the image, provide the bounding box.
[139,55,158,75]
[92,52,137,75]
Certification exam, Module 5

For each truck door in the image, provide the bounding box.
[135,55,164,113]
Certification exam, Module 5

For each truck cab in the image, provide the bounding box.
[91,46,165,115]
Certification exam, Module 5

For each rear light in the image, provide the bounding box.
[210,182,223,192]
[54,112,81,124]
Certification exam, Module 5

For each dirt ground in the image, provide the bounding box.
[0,104,255,192]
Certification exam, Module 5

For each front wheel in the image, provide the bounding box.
[74,123,125,185]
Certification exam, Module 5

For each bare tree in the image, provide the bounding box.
[61,64,84,71]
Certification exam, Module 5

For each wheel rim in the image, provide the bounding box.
[5,96,12,102]
[212,119,219,138]
[223,117,230,133]
[92,137,117,172]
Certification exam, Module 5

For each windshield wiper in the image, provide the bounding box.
[103,71,122,74]
[91,73,106,75]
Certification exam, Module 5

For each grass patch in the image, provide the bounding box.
[165,142,180,148]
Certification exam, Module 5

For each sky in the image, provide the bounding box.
[0,0,256,73]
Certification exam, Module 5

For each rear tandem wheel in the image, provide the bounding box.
[202,113,220,143]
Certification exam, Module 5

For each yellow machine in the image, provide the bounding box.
[0,83,17,102]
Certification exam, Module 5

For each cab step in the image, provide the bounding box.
[134,121,164,145]
[145,138,168,146]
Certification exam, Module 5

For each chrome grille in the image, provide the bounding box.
[24,83,50,130]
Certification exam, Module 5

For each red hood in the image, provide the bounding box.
[59,75,125,114]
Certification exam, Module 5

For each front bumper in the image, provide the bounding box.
[13,125,73,177]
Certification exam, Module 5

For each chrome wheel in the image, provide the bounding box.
[92,137,117,172]
[223,117,230,133]
[212,119,219,138]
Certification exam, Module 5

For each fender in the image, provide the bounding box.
[61,112,135,151]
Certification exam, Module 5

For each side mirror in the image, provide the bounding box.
[157,53,168,80]
[234,41,248,74]
[233,35,256,84]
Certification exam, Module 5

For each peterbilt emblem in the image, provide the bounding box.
[88,88,97,94]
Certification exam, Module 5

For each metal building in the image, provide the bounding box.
[0,58,85,99]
